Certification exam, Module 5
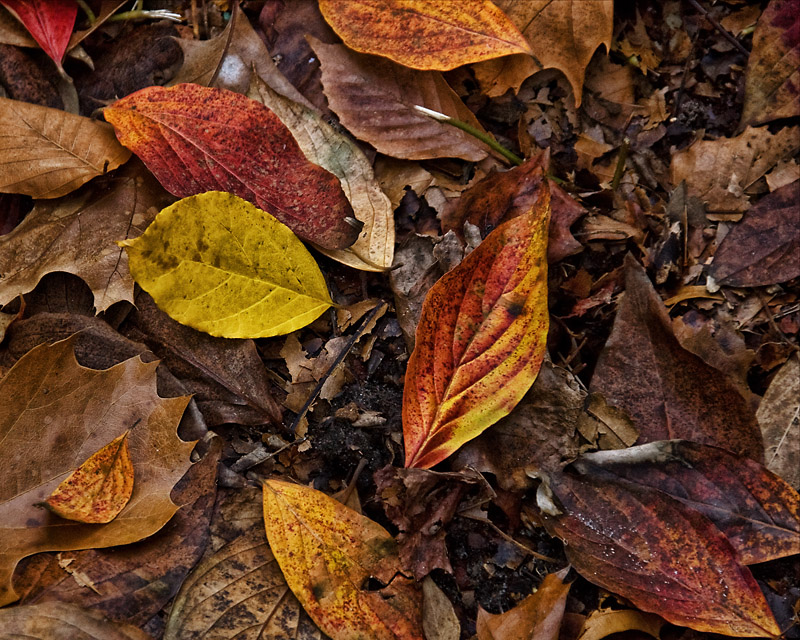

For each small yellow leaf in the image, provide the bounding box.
[121,191,333,338]
[45,431,134,524]
[263,479,424,640]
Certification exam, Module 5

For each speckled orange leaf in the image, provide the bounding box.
[104,83,358,250]
[45,431,134,524]
[262,479,423,640]
[318,0,531,70]
[403,181,551,469]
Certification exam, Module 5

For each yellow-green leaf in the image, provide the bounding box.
[45,431,134,524]
[121,191,333,339]
[263,479,424,640]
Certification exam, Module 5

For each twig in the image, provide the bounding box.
[231,436,307,473]
[686,0,750,57]
[610,137,630,191]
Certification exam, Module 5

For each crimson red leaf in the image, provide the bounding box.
[104,84,358,250]
[0,0,77,68]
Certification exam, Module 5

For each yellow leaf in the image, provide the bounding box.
[45,431,134,524]
[263,479,424,640]
[121,191,333,339]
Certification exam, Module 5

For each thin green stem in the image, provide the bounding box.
[76,0,96,23]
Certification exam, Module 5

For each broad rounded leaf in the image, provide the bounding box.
[121,191,333,339]
[0,0,76,67]
[104,83,358,250]
[318,0,531,70]
[403,181,550,468]
[0,96,131,199]
[262,479,424,640]
[45,431,134,524]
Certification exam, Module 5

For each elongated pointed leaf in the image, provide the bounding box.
[403,182,550,469]
[0,0,77,67]
[45,431,134,524]
[104,83,358,250]
[121,191,333,339]
[318,0,531,70]
[262,479,424,640]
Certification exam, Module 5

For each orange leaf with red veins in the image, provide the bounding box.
[318,0,531,71]
[403,181,550,469]
[0,0,77,69]
[45,431,134,524]
[104,84,358,250]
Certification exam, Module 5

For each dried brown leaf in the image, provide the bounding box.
[757,353,800,490]
[0,601,152,639]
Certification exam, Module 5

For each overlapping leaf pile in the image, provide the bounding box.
[0,0,798,638]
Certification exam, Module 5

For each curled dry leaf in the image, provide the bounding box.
[0,335,193,607]
[311,38,489,162]
[104,83,357,249]
[741,0,800,127]
[262,479,424,640]
[318,0,531,70]
[538,468,781,637]
[249,74,395,271]
[0,96,131,199]
[0,161,173,312]
[121,192,333,339]
[577,609,666,640]
[403,182,550,469]
[45,431,134,524]
[0,0,77,68]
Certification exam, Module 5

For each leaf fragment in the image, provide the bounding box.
[0,601,151,640]
[121,191,333,339]
[262,479,424,640]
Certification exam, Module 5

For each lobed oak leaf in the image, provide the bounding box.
[318,0,532,71]
[0,96,131,199]
[0,335,193,607]
[0,0,76,68]
[403,180,550,469]
[262,479,424,640]
[103,83,358,249]
[44,430,134,524]
[120,191,333,339]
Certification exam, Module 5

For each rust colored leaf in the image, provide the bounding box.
[403,183,550,469]
[476,568,571,640]
[741,0,800,127]
[538,468,781,637]
[45,431,134,524]
[576,441,800,565]
[103,83,357,250]
[318,0,531,70]
[0,0,77,68]
[709,181,800,287]
[0,335,193,607]
[491,0,614,105]
[590,255,764,461]
[262,479,424,640]
[311,39,489,161]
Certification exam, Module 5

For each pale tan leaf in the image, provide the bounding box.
[757,353,800,490]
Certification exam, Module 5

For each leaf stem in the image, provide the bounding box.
[108,8,182,22]
[76,0,96,23]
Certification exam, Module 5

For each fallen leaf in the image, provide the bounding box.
[0,0,76,69]
[547,182,587,262]
[164,525,322,640]
[575,392,639,451]
[454,360,583,491]
[318,0,531,70]
[0,601,151,639]
[669,126,800,212]
[403,182,550,469]
[0,96,131,199]
[121,191,333,339]
[476,567,571,640]
[311,39,489,162]
[0,5,35,47]
[590,255,764,461]
[45,431,134,524]
[0,160,173,312]
[538,468,781,637]
[708,181,800,287]
[757,353,800,490]
[104,83,358,249]
[491,0,614,105]
[577,608,666,640]
[576,440,800,565]
[262,479,424,640]
[0,335,193,607]
[249,74,395,271]
[472,53,543,98]
[740,0,800,127]
[422,576,460,640]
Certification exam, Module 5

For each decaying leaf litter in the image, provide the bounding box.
[0,0,798,638]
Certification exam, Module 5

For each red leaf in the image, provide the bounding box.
[0,0,77,68]
[104,84,358,250]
